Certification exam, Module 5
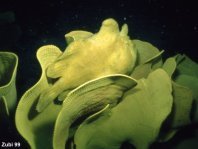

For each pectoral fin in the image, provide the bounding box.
[36,78,67,112]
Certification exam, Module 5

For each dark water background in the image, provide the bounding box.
[0,0,198,148]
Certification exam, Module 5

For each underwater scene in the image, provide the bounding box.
[0,0,198,149]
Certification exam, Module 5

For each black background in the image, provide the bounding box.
[0,0,198,148]
[1,0,198,94]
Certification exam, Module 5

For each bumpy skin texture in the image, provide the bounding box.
[36,18,136,112]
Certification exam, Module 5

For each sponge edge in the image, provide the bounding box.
[0,52,18,114]
[64,74,137,104]
[15,44,63,149]
[53,74,137,149]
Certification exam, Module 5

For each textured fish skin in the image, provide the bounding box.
[36,18,136,112]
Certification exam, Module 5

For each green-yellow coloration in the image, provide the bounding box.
[0,52,18,116]
[53,74,137,149]
[74,69,173,149]
[15,46,63,149]
[174,54,198,122]
[14,18,196,149]
[36,18,137,112]
[65,30,93,44]
[130,40,164,79]
[158,57,193,142]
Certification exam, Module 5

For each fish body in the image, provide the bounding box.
[36,18,136,112]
